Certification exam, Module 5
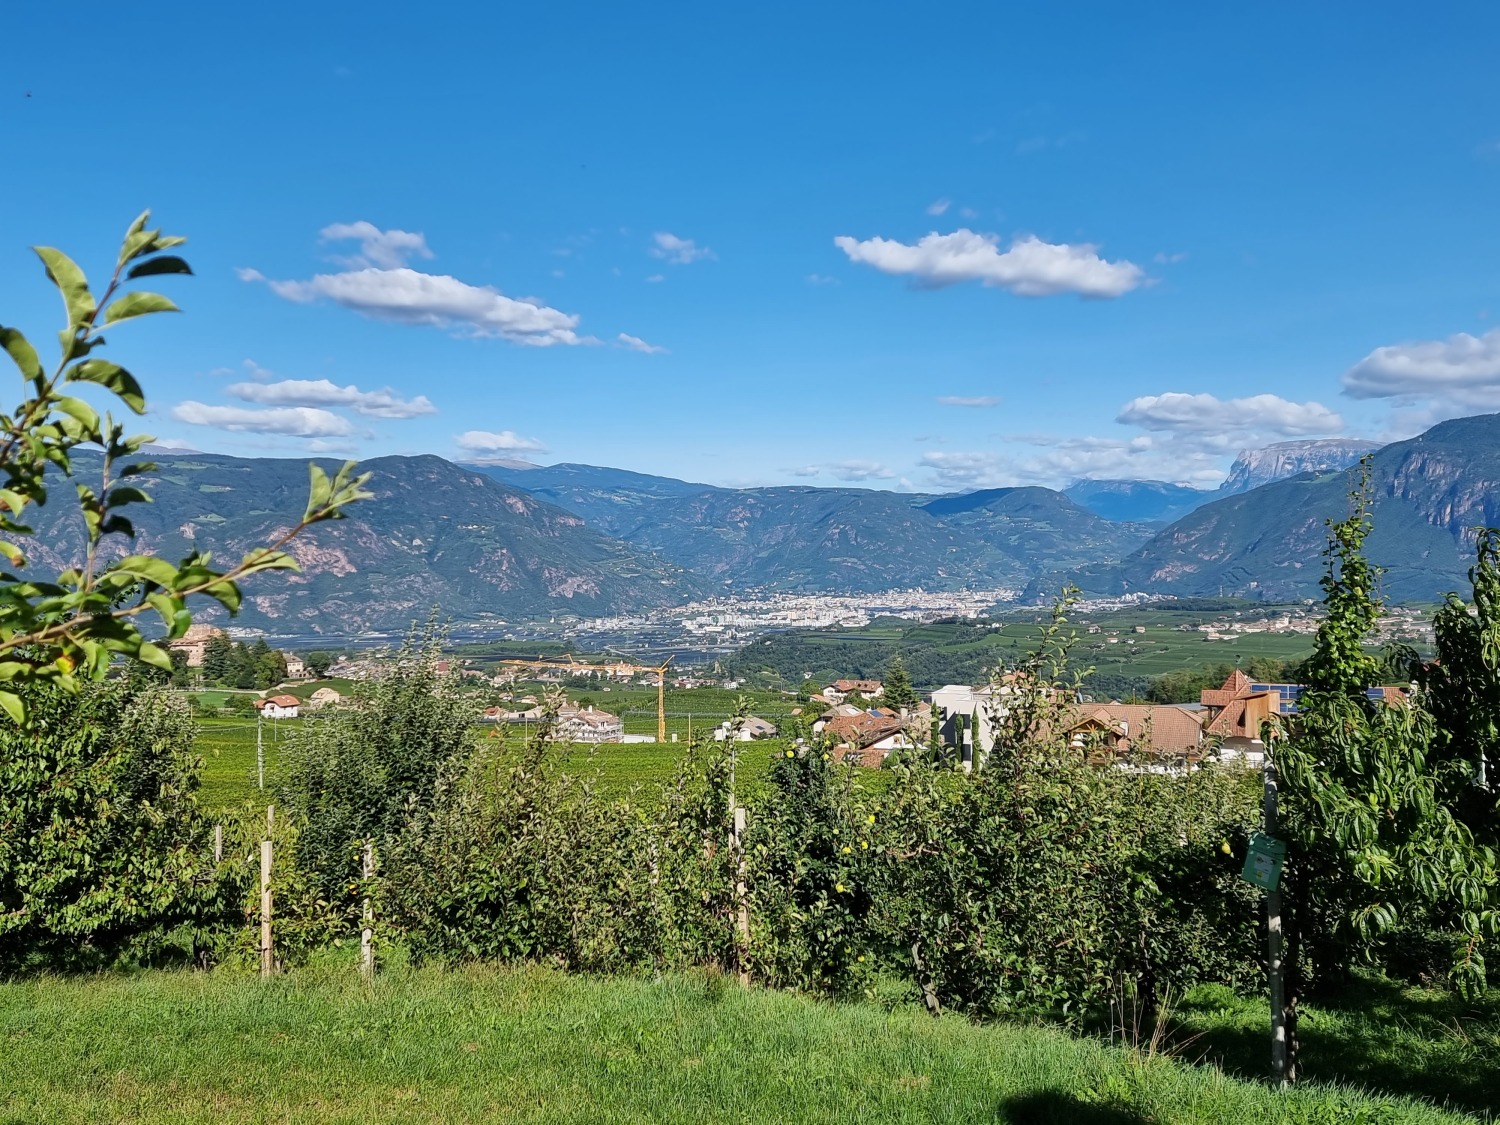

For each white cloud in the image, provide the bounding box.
[1153,251,1188,265]
[319,221,433,269]
[833,229,1143,298]
[1116,392,1342,438]
[920,389,1347,493]
[921,439,1226,491]
[170,402,356,437]
[616,332,667,355]
[936,395,1000,408]
[790,465,821,478]
[826,459,894,482]
[248,266,588,346]
[925,198,951,216]
[921,451,1015,488]
[645,274,665,283]
[1342,328,1500,408]
[455,429,549,455]
[806,273,840,285]
[650,232,715,265]
[226,378,436,419]
[307,438,361,455]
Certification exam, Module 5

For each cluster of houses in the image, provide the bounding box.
[251,687,343,720]
[167,624,314,680]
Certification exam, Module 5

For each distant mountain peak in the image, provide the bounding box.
[458,456,543,470]
[1221,437,1382,494]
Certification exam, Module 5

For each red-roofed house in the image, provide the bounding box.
[1063,703,1205,768]
[255,694,301,720]
[824,711,915,767]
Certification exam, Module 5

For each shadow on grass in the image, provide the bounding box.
[1174,975,1500,1118]
[1002,1090,1151,1124]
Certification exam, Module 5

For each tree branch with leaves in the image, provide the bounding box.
[0,212,372,722]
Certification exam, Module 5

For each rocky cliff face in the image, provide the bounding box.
[1220,438,1383,494]
[1066,414,1500,603]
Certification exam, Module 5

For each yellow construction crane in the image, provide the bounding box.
[652,655,674,743]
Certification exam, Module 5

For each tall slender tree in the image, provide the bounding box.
[1274,465,1496,1080]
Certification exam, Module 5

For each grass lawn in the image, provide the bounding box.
[0,965,1480,1125]
[1176,979,1500,1120]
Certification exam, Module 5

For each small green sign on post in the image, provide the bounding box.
[1241,832,1286,892]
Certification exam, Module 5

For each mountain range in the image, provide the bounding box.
[17,454,704,634]
[1058,416,1500,604]
[1060,437,1382,524]
[10,418,1493,632]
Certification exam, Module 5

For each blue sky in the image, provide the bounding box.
[5,1,1500,491]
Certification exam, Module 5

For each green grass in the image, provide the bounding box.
[1174,978,1500,1119]
[194,714,794,810]
[0,965,1478,1124]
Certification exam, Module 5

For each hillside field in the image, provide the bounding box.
[0,965,1487,1125]
[730,609,1320,694]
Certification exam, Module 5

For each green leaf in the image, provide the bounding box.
[125,255,193,279]
[137,641,172,671]
[0,690,22,725]
[54,396,101,438]
[118,212,157,266]
[0,326,43,383]
[33,246,95,328]
[103,291,180,326]
[109,555,180,588]
[65,360,145,413]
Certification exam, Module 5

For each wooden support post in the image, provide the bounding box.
[260,805,274,978]
[360,841,375,980]
[213,824,223,864]
[256,714,265,792]
[733,804,749,986]
[1264,749,1288,1085]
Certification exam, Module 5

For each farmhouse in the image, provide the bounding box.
[165,623,226,668]
[307,687,342,709]
[1199,668,1405,765]
[1062,703,1205,767]
[824,710,916,767]
[713,715,779,741]
[254,694,301,719]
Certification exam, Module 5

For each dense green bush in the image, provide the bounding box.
[281,620,471,917]
[745,745,878,996]
[387,730,665,973]
[871,747,1260,1020]
[0,682,222,970]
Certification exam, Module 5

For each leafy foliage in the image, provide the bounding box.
[1276,469,1500,1079]
[0,213,370,721]
[387,716,666,973]
[0,682,221,970]
[281,618,472,915]
[1420,527,1500,838]
[745,745,877,996]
